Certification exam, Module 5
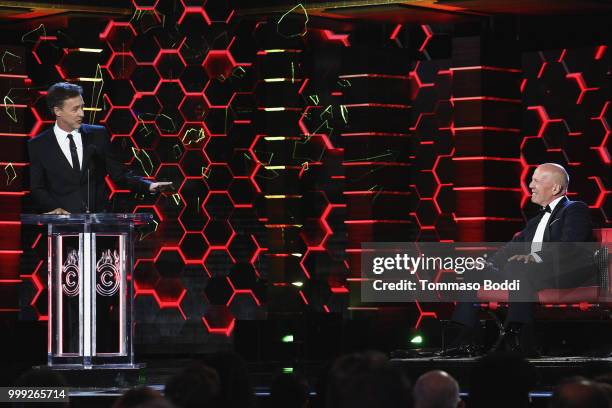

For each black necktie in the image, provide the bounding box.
[541,205,552,214]
[67,133,80,171]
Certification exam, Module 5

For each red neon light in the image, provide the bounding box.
[321,30,350,47]
[225,9,235,24]
[419,25,433,52]
[588,176,610,209]
[29,107,44,136]
[592,146,611,165]
[0,191,29,196]
[343,191,411,195]
[452,126,520,133]
[105,175,130,198]
[178,6,212,25]
[452,156,520,162]
[390,24,402,41]
[135,288,187,320]
[450,66,521,73]
[201,316,235,336]
[557,49,566,63]
[330,286,349,294]
[298,290,309,305]
[0,162,27,167]
[414,300,437,329]
[566,72,599,104]
[454,186,522,192]
[226,277,262,306]
[31,233,42,249]
[344,220,413,224]
[99,21,136,40]
[409,62,435,89]
[450,96,520,103]
[343,103,411,109]
[256,49,302,55]
[297,77,309,94]
[338,74,407,80]
[453,216,523,222]
[342,162,411,166]
[341,132,409,137]
[594,45,607,60]
[0,73,28,79]
[0,133,30,137]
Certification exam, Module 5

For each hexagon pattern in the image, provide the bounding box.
[5,7,609,346]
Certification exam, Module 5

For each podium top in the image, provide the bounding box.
[21,213,154,225]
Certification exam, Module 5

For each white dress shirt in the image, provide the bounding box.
[54,122,83,170]
[530,195,565,261]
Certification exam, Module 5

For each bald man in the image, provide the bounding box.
[550,378,610,408]
[448,163,595,356]
[414,370,464,408]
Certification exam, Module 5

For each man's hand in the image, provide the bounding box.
[45,208,70,215]
[507,254,536,263]
[149,181,173,193]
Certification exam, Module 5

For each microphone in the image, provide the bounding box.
[86,168,90,214]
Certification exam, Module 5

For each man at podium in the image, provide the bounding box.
[28,82,172,214]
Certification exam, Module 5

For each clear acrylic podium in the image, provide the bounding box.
[21,213,152,369]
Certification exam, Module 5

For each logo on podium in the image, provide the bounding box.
[96,249,120,296]
[62,250,80,297]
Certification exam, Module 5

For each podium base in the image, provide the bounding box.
[35,363,146,388]
[45,363,146,369]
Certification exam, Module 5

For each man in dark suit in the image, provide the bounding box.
[448,163,595,355]
[28,82,171,213]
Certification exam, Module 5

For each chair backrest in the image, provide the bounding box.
[594,228,612,296]
[594,246,609,292]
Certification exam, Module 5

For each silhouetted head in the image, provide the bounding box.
[326,351,412,408]
[113,386,163,408]
[414,370,463,408]
[164,362,220,408]
[550,378,610,408]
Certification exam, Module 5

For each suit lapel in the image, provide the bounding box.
[543,196,568,242]
[47,128,77,174]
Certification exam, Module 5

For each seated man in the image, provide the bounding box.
[448,163,595,356]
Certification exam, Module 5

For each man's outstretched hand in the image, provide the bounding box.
[149,181,173,193]
[45,208,70,215]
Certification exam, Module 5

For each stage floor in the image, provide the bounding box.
[40,355,612,407]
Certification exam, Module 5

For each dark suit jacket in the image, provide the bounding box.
[28,124,151,213]
[490,196,596,287]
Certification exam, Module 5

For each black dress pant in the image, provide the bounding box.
[451,260,552,327]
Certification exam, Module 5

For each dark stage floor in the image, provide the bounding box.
[14,355,611,408]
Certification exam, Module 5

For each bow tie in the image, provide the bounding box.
[541,205,552,214]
